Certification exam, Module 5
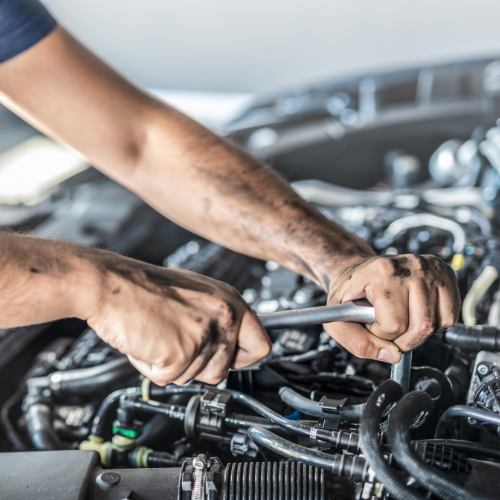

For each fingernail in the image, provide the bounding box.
[377,348,400,364]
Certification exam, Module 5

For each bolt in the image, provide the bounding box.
[193,454,207,470]
[96,472,121,489]
[477,363,490,376]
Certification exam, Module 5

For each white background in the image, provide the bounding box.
[43,0,500,93]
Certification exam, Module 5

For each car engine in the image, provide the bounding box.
[3,57,500,500]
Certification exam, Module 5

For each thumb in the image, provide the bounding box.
[323,321,402,364]
[231,309,272,370]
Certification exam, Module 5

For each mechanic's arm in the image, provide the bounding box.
[0,26,460,364]
[0,232,270,385]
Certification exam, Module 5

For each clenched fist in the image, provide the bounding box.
[84,255,272,386]
[324,254,460,364]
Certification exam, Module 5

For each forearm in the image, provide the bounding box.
[130,111,374,290]
[0,233,101,328]
[0,26,372,291]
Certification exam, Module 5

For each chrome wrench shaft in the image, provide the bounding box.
[257,300,375,330]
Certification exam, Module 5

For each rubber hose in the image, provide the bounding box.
[26,403,64,451]
[463,265,498,326]
[147,451,185,467]
[159,385,206,396]
[247,426,368,482]
[422,439,500,461]
[435,405,500,439]
[338,403,365,422]
[445,324,500,351]
[224,387,363,451]
[0,391,29,451]
[224,413,288,433]
[359,380,426,500]
[49,357,138,395]
[223,388,332,442]
[279,387,365,422]
[90,387,141,437]
[388,391,490,500]
[136,415,174,447]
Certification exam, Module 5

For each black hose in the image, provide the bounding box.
[90,387,141,437]
[147,451,186,467]
[388,391,491,500]
[279,387,330,418]
[279,387,365,421]
[223,388,362,451]
[422,439,500,461]
[26,403,64,451]
[360,380,426,500]
[339,403,365,422]
[224,413,287,432]
[445,324,500,351]
[136,415,172,447]
[122,397,186,420]
[153,384,206,397]
[49,357,138,395]
[0,391,29,451]
[247,426,369,482]
[435,405,500,438]
[223,388,330,441]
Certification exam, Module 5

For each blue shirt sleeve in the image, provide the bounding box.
[0,0,57,64]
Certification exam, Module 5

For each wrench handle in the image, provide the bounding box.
[258,300,376,330]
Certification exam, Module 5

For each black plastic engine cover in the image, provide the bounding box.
[0,450,98,500]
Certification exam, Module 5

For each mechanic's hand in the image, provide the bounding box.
[324,254,460,364]
[85,258,271,386]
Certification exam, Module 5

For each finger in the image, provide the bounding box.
[192,344,237,385]
[393,278,438,352]
[231,309,272,370]
[173,331,237,386]
[127,355,174,386]
[436,275,460,330]
[364,283,409,341]
[324,321,401,364]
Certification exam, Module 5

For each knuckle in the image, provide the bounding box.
[376,259,394,276]
[216,303,236,329]
[439,314,456,330]
[348,337,371,359]
[424,254,439,264]
[384,319,407,337]
[416,319,436,336]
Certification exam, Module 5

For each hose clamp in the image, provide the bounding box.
[179,455,223,500]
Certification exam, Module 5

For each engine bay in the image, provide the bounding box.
[3,58,500,499]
